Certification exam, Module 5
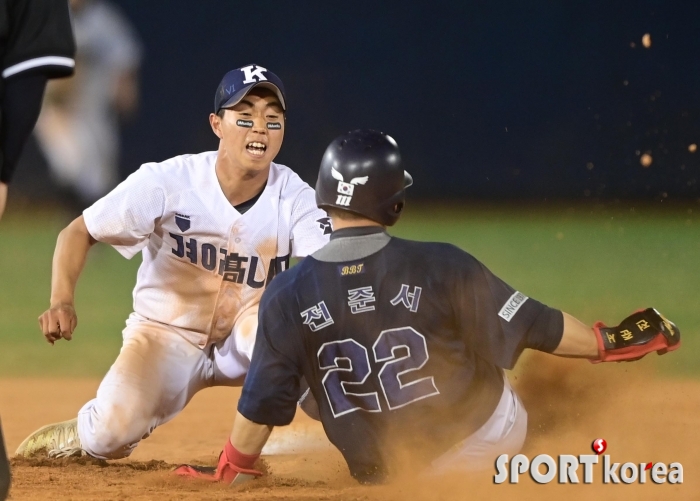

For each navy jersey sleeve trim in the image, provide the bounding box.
[237,325,302,426]
[237,266,306,426]
[524,307,564,354]
[237,333,301,426]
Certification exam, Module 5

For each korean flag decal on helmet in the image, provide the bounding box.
[331,167,368,206]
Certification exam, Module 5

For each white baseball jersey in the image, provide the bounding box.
[83,151,331,346]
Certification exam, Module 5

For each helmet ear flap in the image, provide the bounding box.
[379,188,407,226]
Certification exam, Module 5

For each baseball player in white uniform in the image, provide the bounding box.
[15,64,331,460]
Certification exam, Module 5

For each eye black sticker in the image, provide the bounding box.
[236,119,254,128]
[267,122,282,130]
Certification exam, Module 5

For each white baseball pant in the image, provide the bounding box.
[77,310,257,460]
[430,375,527,473]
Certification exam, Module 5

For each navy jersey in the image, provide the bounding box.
[239,228,563,483]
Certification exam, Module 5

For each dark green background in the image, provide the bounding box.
[1,204,696,378]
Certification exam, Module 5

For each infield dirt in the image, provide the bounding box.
[1,353,697,500]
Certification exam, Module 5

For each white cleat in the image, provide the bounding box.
[14,418,84,458]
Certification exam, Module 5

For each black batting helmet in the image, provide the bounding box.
[315,130,413,226]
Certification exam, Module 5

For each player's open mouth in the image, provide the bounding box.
[246,142,267,157]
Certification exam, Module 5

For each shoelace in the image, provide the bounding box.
[46,424,83,458]
[48,446,85,458]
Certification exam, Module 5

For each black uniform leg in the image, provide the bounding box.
[0,72,48,184]
[0,418,10,501]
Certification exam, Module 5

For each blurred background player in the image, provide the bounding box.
[14,64,331,460]
[0,0,75,220]
[34,0,142,210]
[176,129,681,485]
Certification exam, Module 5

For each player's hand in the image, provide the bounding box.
[38,303,78,344]
[174,439,262,486]
[174,462,261,485]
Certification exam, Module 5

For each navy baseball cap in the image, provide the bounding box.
[214,64,287,113]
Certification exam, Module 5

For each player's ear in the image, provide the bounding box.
[209,113,223,139]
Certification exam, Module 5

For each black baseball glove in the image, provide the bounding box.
[591,308,681,363]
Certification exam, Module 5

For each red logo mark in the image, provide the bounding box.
[591,438,607,455]
[645,462,653,470]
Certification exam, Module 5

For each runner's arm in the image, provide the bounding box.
[230,411,273,455]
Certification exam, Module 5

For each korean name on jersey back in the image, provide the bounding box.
[169,231,289,289]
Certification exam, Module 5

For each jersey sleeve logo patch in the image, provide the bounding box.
[498,291,529,322]
[317,217,333,235]
[301,301,334,331]
[175,214,191,232]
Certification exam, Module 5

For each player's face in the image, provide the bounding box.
[213,89,285,171]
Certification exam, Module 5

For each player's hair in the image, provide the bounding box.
[324,207,368,221]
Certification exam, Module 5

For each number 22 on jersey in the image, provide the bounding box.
[317,327,440,417]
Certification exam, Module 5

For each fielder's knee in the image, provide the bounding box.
[78,399,153,460]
